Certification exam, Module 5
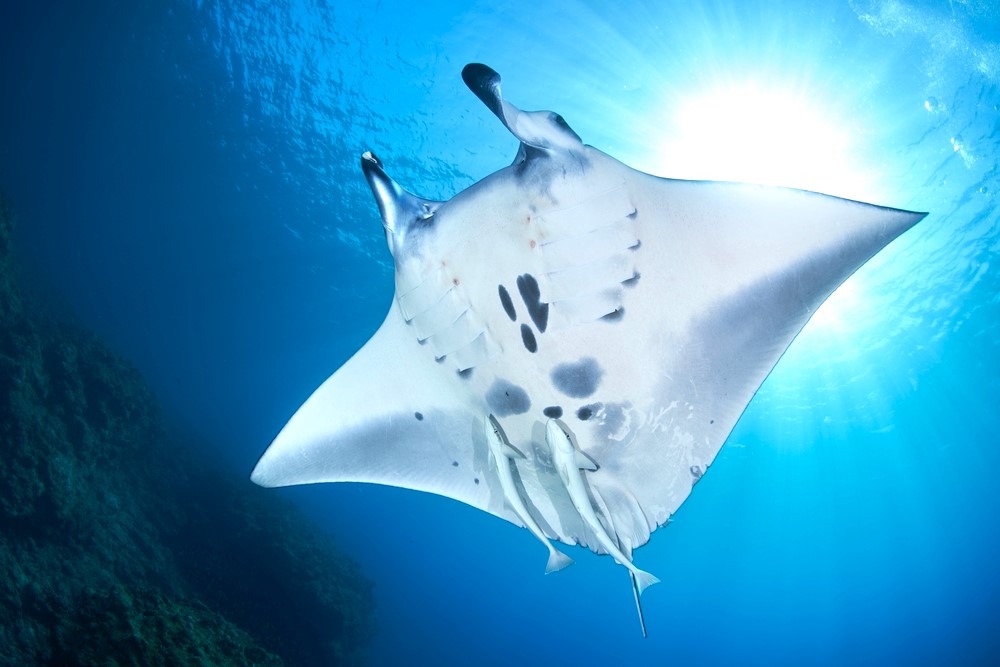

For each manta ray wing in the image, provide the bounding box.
[250,306,529,527]
[251,64,925,560]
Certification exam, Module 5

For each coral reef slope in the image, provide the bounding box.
[0,194,374,666]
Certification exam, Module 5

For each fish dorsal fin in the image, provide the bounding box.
[504,442,527,460]
[575,450,598,471]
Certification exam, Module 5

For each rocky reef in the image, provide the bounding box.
[0,194,375,666]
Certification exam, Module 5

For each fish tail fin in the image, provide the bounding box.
[545,549,574,574]
[633,568,660,596]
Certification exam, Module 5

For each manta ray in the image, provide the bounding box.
[252,63,925,634]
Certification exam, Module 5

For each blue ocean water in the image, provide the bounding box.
[1,0,997,665]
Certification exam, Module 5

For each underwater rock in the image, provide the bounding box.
[0,193,374,666]
[0,195,21,323]
[55,585,285,667]
[162,462,376,666]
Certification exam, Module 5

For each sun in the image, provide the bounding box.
[655,82,880,204]
[648,80,887,333]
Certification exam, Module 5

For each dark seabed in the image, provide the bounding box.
[0,1,998,666]
[0,197,374,664]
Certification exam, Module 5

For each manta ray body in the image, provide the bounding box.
[251,64,924,631]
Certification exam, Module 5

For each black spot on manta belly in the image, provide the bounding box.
[457,367,474,380]
[498,284,517,321]
[486,379,531,417]
[520,324,538,353]
[543,406,563,418]
[414,412,424,421]
[452,461,459,467]
[516,273,549,333]
[551,357,604,398]
[576,403,600,421]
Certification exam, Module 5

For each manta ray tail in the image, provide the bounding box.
[633,568,660,596]
[545,549,574,574]
[630,572,648,639]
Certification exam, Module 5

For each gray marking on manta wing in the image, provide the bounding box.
[250,63,927,635]
[690,465,703,485]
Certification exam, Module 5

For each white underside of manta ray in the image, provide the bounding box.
[251,63,925,632]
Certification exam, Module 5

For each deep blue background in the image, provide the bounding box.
[1,1,997,665]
